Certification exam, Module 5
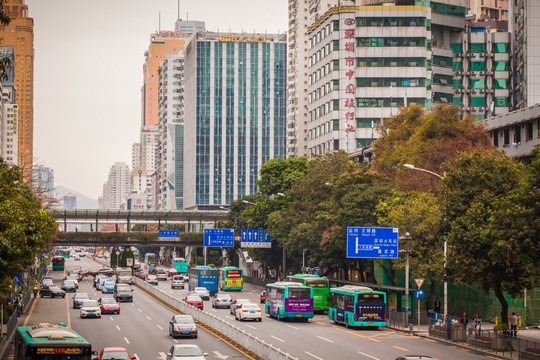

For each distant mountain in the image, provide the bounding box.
[54,186,98,209]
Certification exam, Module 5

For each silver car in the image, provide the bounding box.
[169,315,198,338]
[166,344,207,360]
[80,299,101,318]
[211,293,232,309]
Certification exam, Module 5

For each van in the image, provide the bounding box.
[171,275,185,289]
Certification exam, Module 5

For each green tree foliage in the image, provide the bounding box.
[376,191,443,291]
[0,159,57,295]
[441,149,527,324]
[373,104,492,192]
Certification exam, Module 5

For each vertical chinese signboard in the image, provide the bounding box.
[342,16,356,152]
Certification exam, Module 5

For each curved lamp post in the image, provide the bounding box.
[403,163,446,318]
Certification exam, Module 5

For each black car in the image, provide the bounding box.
[72,292,90,309]
[40,277,54,289]
[39,285,65,298]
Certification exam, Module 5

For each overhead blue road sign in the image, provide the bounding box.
[241,229,271,248]
[204,229,234,247]
[159,230,179,238]
[346,226,399,259]
[414,289,425,300]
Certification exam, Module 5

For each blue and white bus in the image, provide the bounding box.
[265,281,313,321]
[328,285,387,328]
[188,266,219,296]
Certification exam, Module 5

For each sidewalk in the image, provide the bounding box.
[388,321,540,359]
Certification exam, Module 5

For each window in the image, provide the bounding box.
[494,61,509,71]
[493,43,509,53]
[470,61,486,71]
[470,43,486,53]
[526,122,533,140]
[453,61,463,71]
[514,125,521,144]
[493,130,499,147]
[453,96,462,106]
[470,96,485,107]
[453,79,462,89]
[494,96,508,107]
[494,79,508,89]
[503,129,510,146]
[470,78,485,89]
[450,43,462,54]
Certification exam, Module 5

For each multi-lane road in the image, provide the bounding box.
[22,255,495,360]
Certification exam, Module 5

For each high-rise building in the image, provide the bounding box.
[63,193,77,210]
[288,0,343,158]
[157,54,184,210]
[510,0,540,109]
[0,80,18,165]
[182,32,287,209]
[305,1,466,157]
[0,0,34,175]
[32,164,54,197]
[468,0,508,21]
[102,162,131,209]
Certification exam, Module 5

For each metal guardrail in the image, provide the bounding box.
[133,277,299,360]
[428,320,540,359]
[387,310,410,330]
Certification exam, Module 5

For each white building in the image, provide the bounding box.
[0,82,18,165]
[157,53,185,210]
[102,162,131,209]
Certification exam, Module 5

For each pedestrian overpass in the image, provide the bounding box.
[49,209,229,246]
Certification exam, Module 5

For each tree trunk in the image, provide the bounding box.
[494,283,509,325]
[341,262,349,280]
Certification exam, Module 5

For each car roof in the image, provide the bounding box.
[102,347,129,352]
[186,295,202,300]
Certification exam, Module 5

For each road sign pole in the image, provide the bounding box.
[204,247,207,266]
[418,299,421,331]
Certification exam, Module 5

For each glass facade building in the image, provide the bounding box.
[183,32,287,209]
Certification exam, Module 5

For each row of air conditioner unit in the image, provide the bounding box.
[456,71,494,76]
[456,88,494,93]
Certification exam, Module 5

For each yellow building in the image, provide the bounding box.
[0,0,34,176]
[142,31,189,127]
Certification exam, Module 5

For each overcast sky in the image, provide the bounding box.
[28,0,288,199]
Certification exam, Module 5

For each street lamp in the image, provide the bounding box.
[403,163,446,317]
[302,249,308,270]
[399,232,412,315]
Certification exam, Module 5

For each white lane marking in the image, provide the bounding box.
[137,308,142,312]
[286,324,299,330]
[226,316,235,320]
[146,315,152,320]
[358,351,380,360]
[271,335,285,343]
[304,351,324,360]
[156,324,163,330]
[124,337,130,344]
[109,316,114,321]
[158,351,167,360]
[116,325,121,331]
[173,338,178,343]
[316,335,333,343]
[245,324,256,330]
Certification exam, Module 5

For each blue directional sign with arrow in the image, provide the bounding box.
[204,229,234,247]
[346,226,399,259]
[414,289,425,300]
[241,229,271,248]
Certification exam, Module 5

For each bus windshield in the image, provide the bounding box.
[288,288,311,299]
[305,278,329,286]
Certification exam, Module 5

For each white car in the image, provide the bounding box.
[191,287,210,300]
[146,275,158,285]
[235,303,262,321]
[80,299,101,318]
[171,275,185,289]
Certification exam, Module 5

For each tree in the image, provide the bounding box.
[376,190,444,293]
[373,104,492,193]
[441,149,527,324]
[0,159,57,297]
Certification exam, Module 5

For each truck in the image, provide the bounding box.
[116,267,133,284]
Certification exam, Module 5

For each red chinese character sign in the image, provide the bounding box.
[341,17,356,153]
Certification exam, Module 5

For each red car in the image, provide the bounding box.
[260,290,267,303]
[95,347,136,360]
[184,295,203,310]
[168,268,178,277]
[99,297,120,314]
[137,272,147,280]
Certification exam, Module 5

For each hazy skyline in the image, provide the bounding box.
[29,0,287,199]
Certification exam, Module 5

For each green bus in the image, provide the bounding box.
[219,266,243,291]
[52,256,65,271]
[59,249,70,258]
[286,274,329,312]
[328,285,387,329]
[173,258,189,274]
[15,323,92,360]
[265,281,314,322]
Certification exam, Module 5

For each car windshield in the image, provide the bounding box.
[194,287,207,292]
[173,346,203,356]
[75,293,89,300]
[173,276,183,280]
[186,296,201,302]
[49,286,60,291]
[66,275,77,280]
[64,280,75,285]
[174,316,195,324]
[217,294,231,299]
[104,280,115,285]
[83,300,99,307]
[101,298,117,305]
[101,351,130,360]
